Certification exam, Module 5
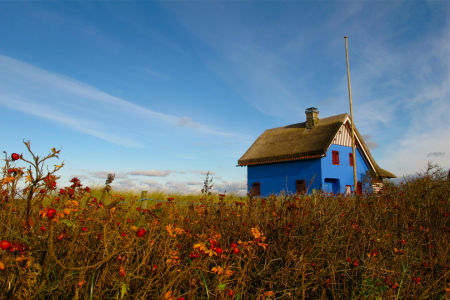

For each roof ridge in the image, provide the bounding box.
[267,113,349,131]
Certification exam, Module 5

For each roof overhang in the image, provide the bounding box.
[237,154,325,166]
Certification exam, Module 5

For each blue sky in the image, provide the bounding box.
[0,1,448,194]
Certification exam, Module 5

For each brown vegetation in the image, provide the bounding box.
[0,143,449,299]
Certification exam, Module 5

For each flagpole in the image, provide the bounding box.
[344,36,358,194]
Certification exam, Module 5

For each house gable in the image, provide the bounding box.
[328,118,378,175]
[331,120,353,147]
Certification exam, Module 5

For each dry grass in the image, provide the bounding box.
[0,144,449,299]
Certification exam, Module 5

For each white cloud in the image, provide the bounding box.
[128,170,172,177]
[165,181,200,194]
[141,180,165,190]
[362,135,379,150]
[0,93,142,148]
[178,116,201,128]
[112,179,141,190]
[90,171,128,179]
[108,179,165,191]
[142,68,169,80]
[381,127,449,177]
[186,181,202,185]
[334,13,449,179]
[0,54,174,121]
[0,54,242,147]
[214,181,247,193]
[427,152,446,158]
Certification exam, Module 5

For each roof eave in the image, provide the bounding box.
[238,154,325,166]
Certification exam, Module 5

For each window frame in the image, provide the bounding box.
[332,150,340,165]
[349,153,354,166]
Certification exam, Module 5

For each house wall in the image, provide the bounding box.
[246,145,373,196]
[247,158,322,196]
[321,144,371,193]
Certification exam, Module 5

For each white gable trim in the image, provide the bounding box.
[330,117,377,173]
[332,123,353,147]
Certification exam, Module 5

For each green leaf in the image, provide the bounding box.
[60,219,74,227]
[120,282,128,299]
[217,283,226,291]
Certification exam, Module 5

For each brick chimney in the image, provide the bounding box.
[305,107,319,129]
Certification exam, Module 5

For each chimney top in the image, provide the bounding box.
[305,107,319,113]
[305,107,319,129]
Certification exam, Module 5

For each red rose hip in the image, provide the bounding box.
[137,228,146,237]
[0,240,11,250]
[11,153,20,161]
[46,208,57,218]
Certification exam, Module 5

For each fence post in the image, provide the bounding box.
[141,191,148,209]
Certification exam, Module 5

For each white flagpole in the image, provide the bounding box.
[344,36,358,194]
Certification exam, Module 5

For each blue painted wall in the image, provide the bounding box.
[321,144,370,194]
[246,144,372,196]
[247,158,322,196]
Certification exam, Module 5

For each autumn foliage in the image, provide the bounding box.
[0,142,449,299]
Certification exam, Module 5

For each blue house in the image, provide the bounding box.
[238,108,395,196]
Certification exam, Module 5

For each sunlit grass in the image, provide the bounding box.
[0,143,449,299]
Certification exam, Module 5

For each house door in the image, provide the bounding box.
[356,182,362,195]
[251,182,261,196]
[296,180,306,194]
[324,178,340,194]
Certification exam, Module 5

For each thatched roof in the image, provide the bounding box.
[238,113,396,179]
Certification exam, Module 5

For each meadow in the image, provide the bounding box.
[0,142,449,299]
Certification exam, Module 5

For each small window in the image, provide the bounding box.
[349,153,354,166]
[251,182,260,196]
[296,180,306,194]
[332,150,340,165]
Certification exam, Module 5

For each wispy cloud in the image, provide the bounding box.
[113,178,164,191]
[427,152,446,158]
[178,116,201,128]
[128,170,172,177]
[165,3,307,121]
[90,171,128,179]
[0,54,181,121]
[0,92,143,147]
[214,180,247,193]
[186,181,202,185]
[142,68,169,80]
[168,1,449,177]
[361,135,379,150]
[0,54,241,147]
